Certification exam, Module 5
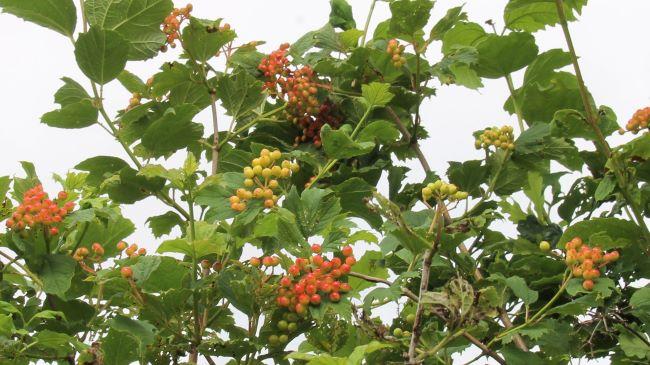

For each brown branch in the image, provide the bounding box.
[386,107,431,172]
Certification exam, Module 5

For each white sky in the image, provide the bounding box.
[1,1,648,364]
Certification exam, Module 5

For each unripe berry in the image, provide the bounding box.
[92,243,104,256]
[329,292,341,302]
[277,320,288,331]
[393,328,403,337]
[582,279,594,291]
[117,241,127,251]
[250,257,261,267]
[406,314,415,324]
[539,241,551,251]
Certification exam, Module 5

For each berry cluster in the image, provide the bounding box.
[161,4,192,50]
[117,241,147,258]
[268,312,300,346]
[275,244,355,315]
[229,149,299,211]
[421,180,468,202]
[259,44,340,147]
[5,185,74,236]
[127,92,142,111]
[293,99,344,147]
[474,126,515,151]
[564,237,620,291]
[386,39,406,67]
[620,106,649,134]
[73,243,105,262]
[249,255,281,268]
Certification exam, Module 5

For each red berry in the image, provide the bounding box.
[298,294,310,305]
[310,294,321,305]
[329,292,341,302]
[582,279,594,291]
[311,244,321,253]
[330,257,342,268]
[339,283,351,292]
[293,283,305,295]
[250,257,261,267]
[345,256,356,266]
[312,255,324,266]
[120,267,133,279]
[49,227,59,236]
[280,276,292,287]
[340,264,351,274]
[277,296,290,307]
[295,303,307,315]
[57,191,68,200]
[341,246,353,257]
[305,284,317,295]
[289,265,300,276]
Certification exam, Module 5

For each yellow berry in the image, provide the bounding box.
[260,148,270,157]
[269,180,279,189]
[244,178,254,187]
[270,150,282,160]
[244,167,255,178]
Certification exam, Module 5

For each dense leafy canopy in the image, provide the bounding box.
[0,0,648,364]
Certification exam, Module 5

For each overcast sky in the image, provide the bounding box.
[1,1,648,364]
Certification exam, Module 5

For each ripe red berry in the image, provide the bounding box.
[295,303,307,315]
[582,279,594,291]
[311,244,321,253]
[289,265,300,276]
[280,276,292,287]
[305,284,317,295]
[298,294,310,305]
[49,227,59,236]
[277,296,290,307]
[341,246,353,257]
[340,264,351,274]
[339,283,351,292]
[120,267,133,279]
[330,257,342,268]
[320,282,332,293]
[345,256,356,266]
[310,294,321,305]
[329,292,341,302]
[57,191,68,200]
[312,255,324,266]
[293,283,305,295]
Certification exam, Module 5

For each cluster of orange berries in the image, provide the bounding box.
[5,185,74,236]
[274,244,356,316]
[475,126,515,151]
[620,106,649,134]
[229,149,299,211]
[564,237,619,291]
[73,243,105,262]
[117,241,147,258]
[386,39,406,68]
[249,255,281,268]
[259,44,340,147]
[161,4,192,50]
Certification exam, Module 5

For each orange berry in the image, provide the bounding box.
[120,266,133,279]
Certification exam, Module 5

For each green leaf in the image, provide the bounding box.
[616,323,650,359]
[74,27,130,85]
[75,156,129,185]
[321,124,374,160]
[447,160,488,196]
[103,328,138,365]
[332,178,381,228]
[157,237,226,259]
[42,99,98,129]
[141,104,203,157]
[54,77,91,105]
[109,315,156,356]
[441,22,487,54]
[348,251,388,292]
[216,71,265,119]
[559,218,643,249]
[505,276,538,305]
[38,255,77,298]
[183,17,236,62]
[504,0,588,33]
[357,120,400,144]
[85,0,173,60]
[217,267,258,316]
[566,277,615,298]
[329,0,355,30]
[117,70,147,95]
[594,174,616,201]
[283,187,341,238]
[429,6,467,41]
[630,287,650,324]
[475,32,539,78]
[0,0,76,36]
[551,107,619,141]
[360,82,394,109]
[388,0,433,41]
[0,314,15,337]
[146,211,183,238]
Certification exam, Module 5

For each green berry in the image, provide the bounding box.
[539,241,551,251]
[279,334,289,344]
[277,320,288,331]
[393,328,403,337]
[268,335,279,345]
[406,314,415,324]
[287,322,298,332]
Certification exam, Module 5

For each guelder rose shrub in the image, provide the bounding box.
[0,0,648,364]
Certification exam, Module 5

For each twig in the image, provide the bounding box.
[386,107,431,172]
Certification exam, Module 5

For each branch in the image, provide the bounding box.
[349,271,418,301]
[386,107,431,172]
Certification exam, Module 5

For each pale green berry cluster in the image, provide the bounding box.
[475,126,515,151]
[421,180,468,202]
